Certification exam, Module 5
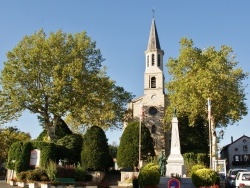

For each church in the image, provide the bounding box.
[126,18,170,156]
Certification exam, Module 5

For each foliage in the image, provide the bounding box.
[183,153,208,176]
[166,37,248,126]
[45,160,57,181]
[74,163,86,181]
[117,121,155,169]
[6,141,32,172]
[16,171,28,182]
[179,116,208,154]
[0,29,133,141]
[6,141,62,172]
[56,134,83,164]
[165,37,248,161]
[109,144,118,159]
[81,126,111,170]
[138,163,160,187]
[0,126,31,165]
[190,164,206,176]
[191,168,219,187]
[36,118,72,141]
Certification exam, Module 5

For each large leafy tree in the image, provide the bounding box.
[81,125,112,170]
[0,126,31,165]
[165,38,248,162]
[0,29,133,141]
[117,121,155,169]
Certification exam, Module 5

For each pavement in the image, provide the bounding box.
[0,180,12,187]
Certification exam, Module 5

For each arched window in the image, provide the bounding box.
[152,54,155,66]
[151,125,156,134]
[157,54,160,66]
[151,77,156,88]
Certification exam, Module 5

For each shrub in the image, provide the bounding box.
[191,168,218,187]
[45,160,57,181]
[26,170,41,182]
[16,171,28,182]
[138,163,160,187]
[74,163,86,181]
[190,164,206,176]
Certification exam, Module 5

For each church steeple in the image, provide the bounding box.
[144,18,165,92]
[146,18,161,52]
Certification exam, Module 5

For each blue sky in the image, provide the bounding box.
[0,1,250,149]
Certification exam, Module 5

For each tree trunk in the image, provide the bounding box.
[44,115,60,142]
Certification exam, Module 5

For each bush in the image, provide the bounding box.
[45,160,57,181]
[191,168,219,187]
[138,163,160,187]
[74,164,86,181]
[190,164,206,176]
[16,171,28,182]
[26,170,41,182]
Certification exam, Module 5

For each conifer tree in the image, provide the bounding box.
[81,126,112,170]
[117,121,155,169]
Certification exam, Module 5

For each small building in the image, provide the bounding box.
[220,135,250,171]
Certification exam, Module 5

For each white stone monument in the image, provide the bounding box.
[166,110,186,177]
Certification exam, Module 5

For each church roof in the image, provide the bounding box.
[146,18,161,51]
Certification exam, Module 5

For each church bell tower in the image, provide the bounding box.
[142,18,166,155]
[125,17,168,156]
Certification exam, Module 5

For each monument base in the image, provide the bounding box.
[166,163,186,177]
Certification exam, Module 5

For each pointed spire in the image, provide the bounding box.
[146,18,161,51]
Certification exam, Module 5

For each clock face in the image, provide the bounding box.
[148,107,158,116]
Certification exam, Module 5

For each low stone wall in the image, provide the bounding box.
[87,171,106,183]
[118,171,139,187]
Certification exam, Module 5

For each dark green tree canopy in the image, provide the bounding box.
[117,121,155,169]
[81,125,112,170]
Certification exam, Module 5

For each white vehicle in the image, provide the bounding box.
[235,171,250,188]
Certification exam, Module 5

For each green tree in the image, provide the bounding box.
[81,126,112,170]
[117,121,155,169]
[36,118,72,142]
[179,116,208,154]
[165,38,248,162]
[0,126,31,165]
[0,29,133,141]
[57,134,83,164]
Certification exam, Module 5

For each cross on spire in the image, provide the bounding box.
[152,8,155,18]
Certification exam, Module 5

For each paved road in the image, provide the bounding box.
[0,180,12,187]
